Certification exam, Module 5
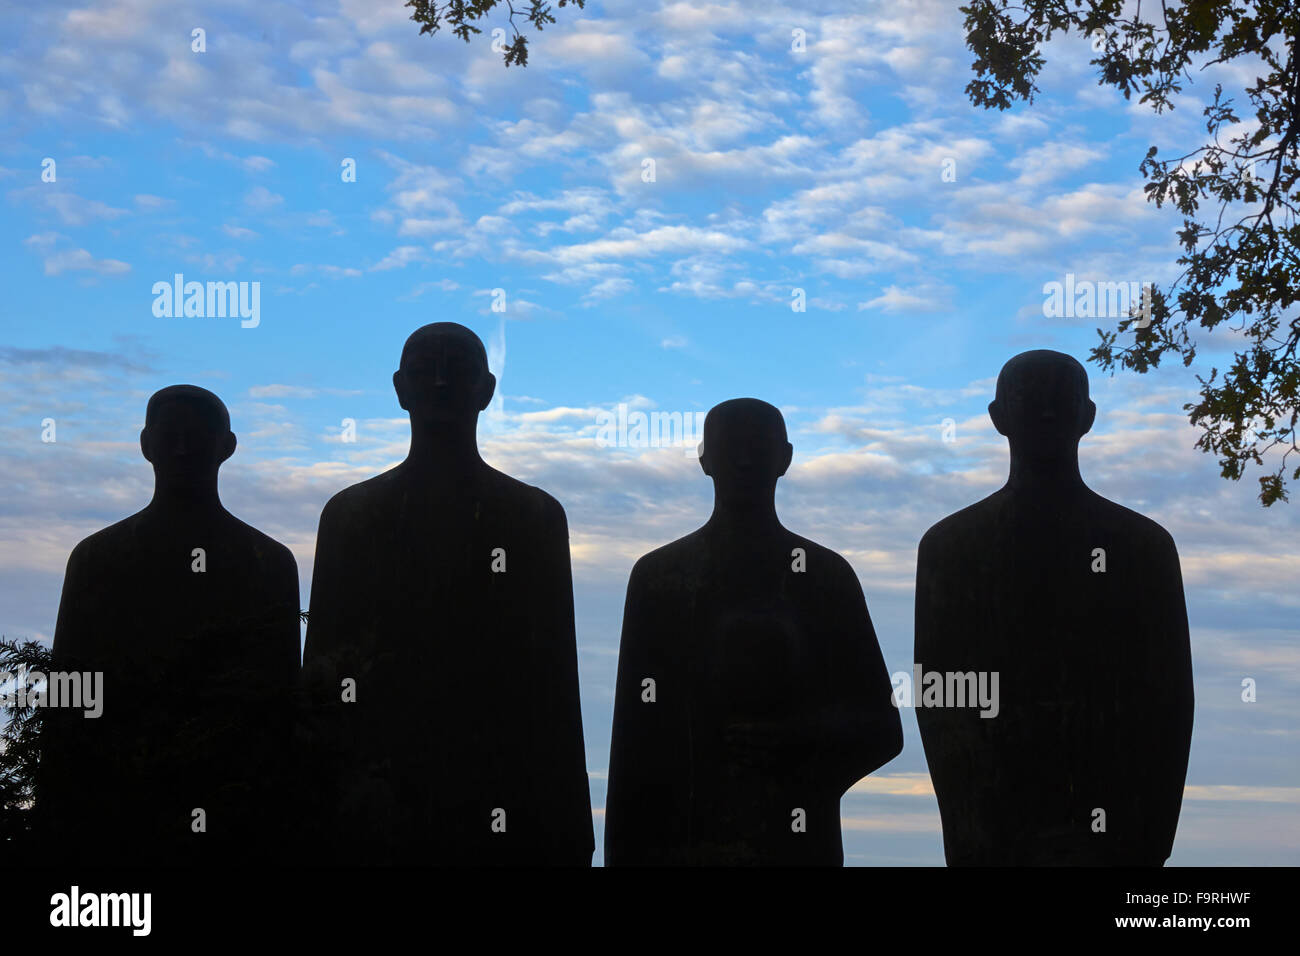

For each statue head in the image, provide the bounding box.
[393,322,495,428]
[699,398,793,502]
[988,349,1096,462]
[140,385,236,486]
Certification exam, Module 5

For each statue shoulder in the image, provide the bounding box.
[1087,491,1178,553]
[319,471,398,523]
[793,533,845,562]
[65,512,143,571]
[227,516,298,573]
[479,468,570,528]
[920,493,1001,553]
[524,481,568,525]
[629,532,701,584]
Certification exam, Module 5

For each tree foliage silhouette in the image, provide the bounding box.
[0,638,51,850]
[962,0,1299,504]
[406,0,586,66]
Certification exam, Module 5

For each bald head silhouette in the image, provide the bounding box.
[699,399,794,510]
[145,383,232,430]
[393,322,495,429]
[989,350,1097,464]
[140,385,236,495]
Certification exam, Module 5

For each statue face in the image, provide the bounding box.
[701,404,792,498]
[395,335,492,424]
[141,398,233,482]
[996,359,1092,459]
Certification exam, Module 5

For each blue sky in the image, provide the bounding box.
[1,0,1296,865]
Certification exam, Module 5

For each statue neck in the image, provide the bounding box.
[148,474,224,517]
[706,484,785,539]
[403,418,486,477]
[1004,447,1087,494]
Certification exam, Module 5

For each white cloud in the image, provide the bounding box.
[243,186,284,211]
[371,245,429,271]
[857,284,949,314]
[23,232,129,276]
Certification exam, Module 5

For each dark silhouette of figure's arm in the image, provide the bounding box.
[1126,527,1193,864]
[303,497,357,678]
[605,555,686,866]
[730,554,902,795]
[808,556,903,796]
[259,543,301,690]
[529,495,594,865]
[914,525,992,864]
[37,541,101,859]
[241,540,301,862]
[299,493,363,862]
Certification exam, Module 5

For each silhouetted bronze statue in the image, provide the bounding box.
[38,385,300,866]
[915,350,1193,866]
[301,322,593,865]
[605,398,902,866]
